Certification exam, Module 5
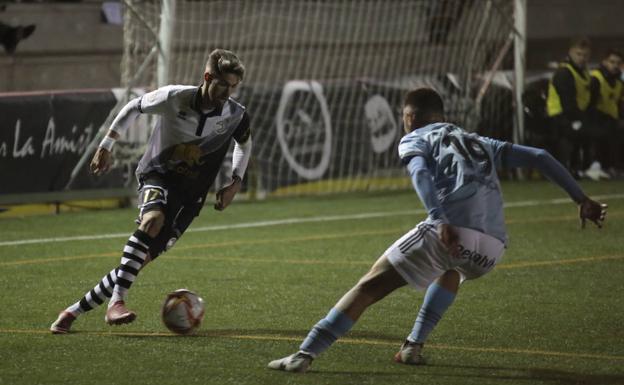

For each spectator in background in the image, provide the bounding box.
[0,21,35,54]
[589,49,624,179]
[546,37,593,179]
[523,78,551,153]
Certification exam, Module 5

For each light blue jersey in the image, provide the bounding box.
[398,122,510,244]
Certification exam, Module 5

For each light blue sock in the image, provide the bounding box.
[408,282,456,344]
[299,308,354,357]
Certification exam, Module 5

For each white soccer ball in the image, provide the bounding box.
[161,289,205,335]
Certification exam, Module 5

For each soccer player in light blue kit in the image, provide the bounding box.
[268,88,607,373]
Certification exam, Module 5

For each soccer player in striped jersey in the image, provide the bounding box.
[50,49,252,333]
[268,88,607,372]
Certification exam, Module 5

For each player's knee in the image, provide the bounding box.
[139,210,165,237]
[444,269,460,281]
[355,274,387,302]
[349,282,377,307]
[437,270,461,293]
[357,262,401,299]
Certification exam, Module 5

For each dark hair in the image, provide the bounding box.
[569,37,591,50]
[603,48,623,60]
[206,49,245,80]
[403,88,444,119]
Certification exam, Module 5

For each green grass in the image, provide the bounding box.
[1,180,623,385]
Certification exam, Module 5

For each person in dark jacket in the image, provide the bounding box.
[588,49,624,178]
[546,37,593,178]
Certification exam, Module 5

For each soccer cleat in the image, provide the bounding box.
[105,301,137,325]
[394,340,426,365]
[50,311,77,334]
[267,351,314,373]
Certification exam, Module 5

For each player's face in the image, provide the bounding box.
[602,54,622,75]
[569,46,590,67]
[205,72,241,106]
[402,105,416,134]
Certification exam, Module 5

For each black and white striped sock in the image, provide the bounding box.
[110,229,152,304]
[66,268,119,315]
[65,230,153,316]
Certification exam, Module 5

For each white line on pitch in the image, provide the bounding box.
[1,193,623,247]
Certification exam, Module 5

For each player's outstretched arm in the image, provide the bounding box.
[90,147,113,175]
[214,175,241,211]
[90,95,148,176]
[90,130,120,175]
[214,138,252,211]
[504,144,608,228]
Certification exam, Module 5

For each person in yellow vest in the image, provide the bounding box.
[546,37,593,179]
[589,49,624,177]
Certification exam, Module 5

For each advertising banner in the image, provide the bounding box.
[0,90,147,197]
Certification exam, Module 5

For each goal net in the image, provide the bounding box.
[121,0,516,197]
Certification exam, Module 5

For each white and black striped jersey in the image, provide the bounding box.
[120,85,250,197]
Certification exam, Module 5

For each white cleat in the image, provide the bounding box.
[50,311,77,334]
[267,351,314,373]
[394,340,426,365]
[105,300,136,325]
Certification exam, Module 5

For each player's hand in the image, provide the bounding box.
[214,177,241,211]
[437,223,460,257]
[579,198,607,229]
[90,147,113,176]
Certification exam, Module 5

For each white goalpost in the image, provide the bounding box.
[113,0,521,197]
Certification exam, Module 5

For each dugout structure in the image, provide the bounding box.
[109,0,524,197]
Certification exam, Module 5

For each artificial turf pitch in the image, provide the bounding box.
[1,180,623,385]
